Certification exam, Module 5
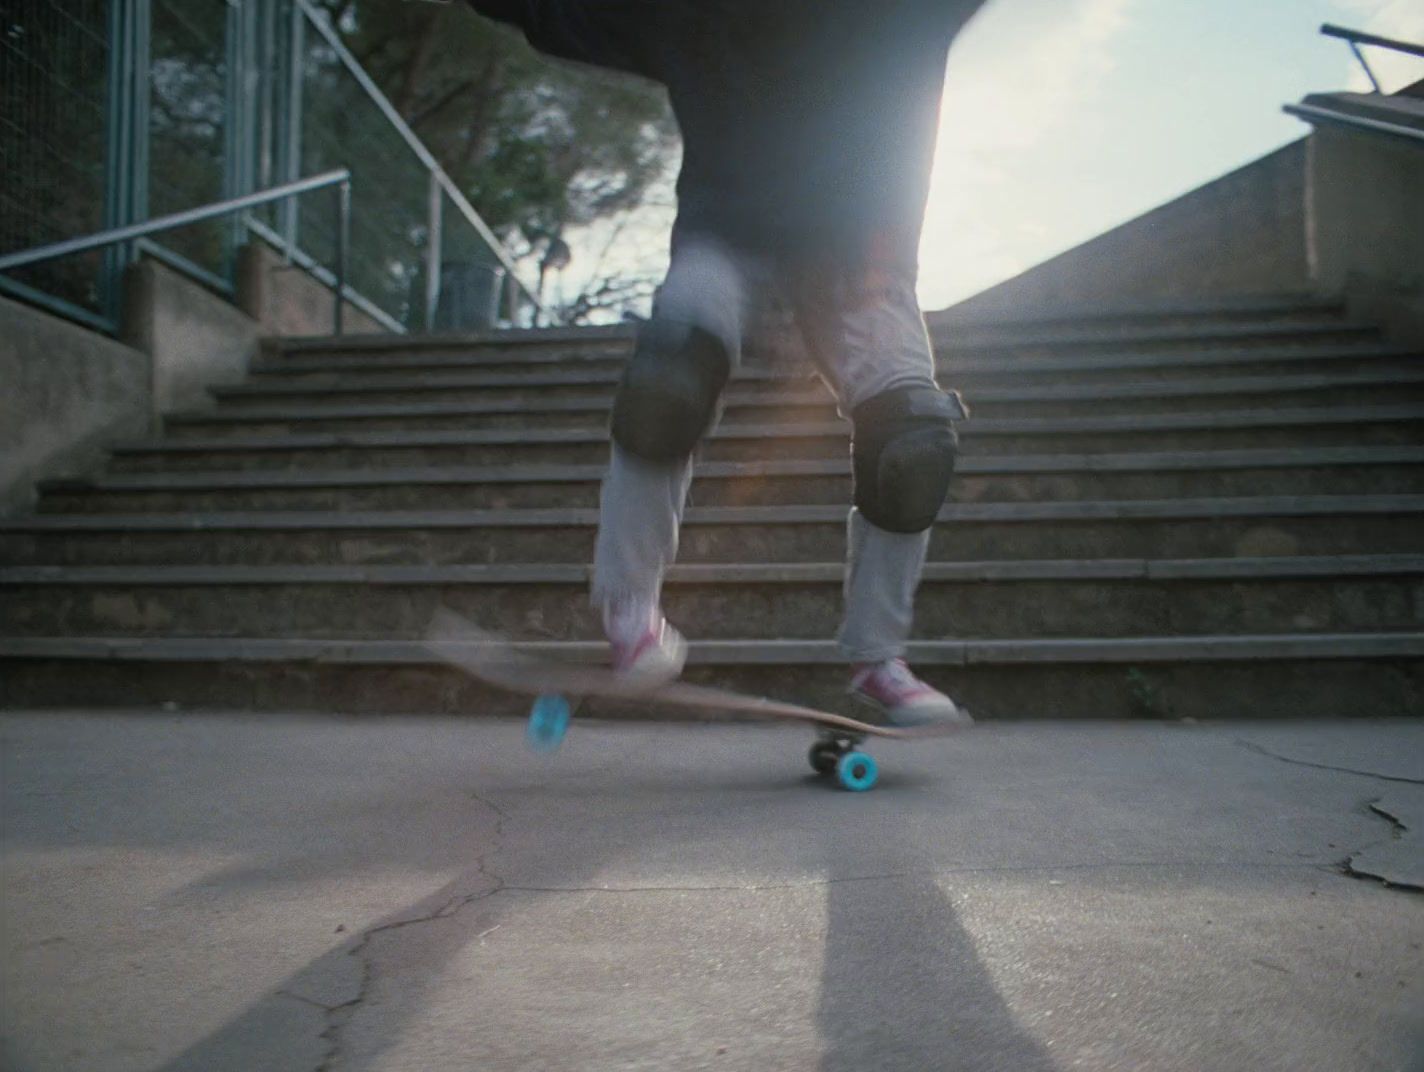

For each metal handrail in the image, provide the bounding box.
[1319,23,1424,95]
[1321,23,1424,61]
[0,169,354,334]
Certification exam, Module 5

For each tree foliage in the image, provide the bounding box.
[309,1,678,321]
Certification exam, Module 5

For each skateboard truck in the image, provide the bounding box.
[809,730,878,790]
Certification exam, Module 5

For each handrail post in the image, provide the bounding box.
[1348,41,1383,94]
[334,177,351,336]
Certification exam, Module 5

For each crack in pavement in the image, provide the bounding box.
[307,788,510,1072]
[1341,799,1423,894]
[1368,801,1409,837]
[1235,740,1424,785]
[1238,740,1422,895]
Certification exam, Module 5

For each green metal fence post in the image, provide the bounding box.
[281,0,305,258]
[103,0,137,325]
[223,0,258,278]
[129,0,151,253]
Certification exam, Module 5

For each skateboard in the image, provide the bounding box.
[426,609,969,791]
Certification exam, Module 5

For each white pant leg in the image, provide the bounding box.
[590,237,750,614]
[836,508,932,663]
[791,272,942,663]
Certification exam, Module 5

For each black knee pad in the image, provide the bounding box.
[851,385,965,533]
[610,318,731,463]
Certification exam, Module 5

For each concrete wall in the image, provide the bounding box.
[122,259,259,413]
[3,240,385,514]
[0,297,153,516]
[235,240,385,337]
[1307,125,1424,344]
[943,141,1311,319]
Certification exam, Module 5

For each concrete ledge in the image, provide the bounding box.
[6,494,1423,533]
[121,259,258,413]
[271,296,1346,351]
[217,366,790,395]
[5,554,1422,587]
[266,317,1372,362]
[935,319,1371,348]
[276,323,634,352]
[235,241,385,337]
[248,340,1420,379]
[929,292,1341,328]
[194,369,1424,418]
[42,446,1424,494]
[244,340,1424,390]
[2,631,1420,667]
[110,404,1424,457]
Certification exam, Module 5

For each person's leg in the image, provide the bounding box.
[836,507,931,664]
[591,233,749,681]
[790,259,970,725]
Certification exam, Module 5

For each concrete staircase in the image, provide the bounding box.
[3,292,1422,719]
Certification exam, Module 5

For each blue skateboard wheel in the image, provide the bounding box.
[527,693,571,754]
[836,750,878,791]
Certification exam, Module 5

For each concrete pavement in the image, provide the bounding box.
[2,712,1421,1072]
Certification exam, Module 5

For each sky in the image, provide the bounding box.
[553,0,1424,319]
[916,0,1424,310]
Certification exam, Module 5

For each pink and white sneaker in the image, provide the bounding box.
[849,658,973,728]
[605,601,687,690]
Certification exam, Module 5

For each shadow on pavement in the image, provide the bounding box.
[815,830,1055,1072]
[10,718,1044,1071]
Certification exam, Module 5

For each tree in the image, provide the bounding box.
[308,1,678,322]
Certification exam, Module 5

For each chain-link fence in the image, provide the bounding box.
[0,2,113,322]
[147,0,229,280]
[0,0,539,334]
[298,23,430,327]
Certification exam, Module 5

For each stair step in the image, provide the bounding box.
[936,319,1376,352]
[252,339,1409,383]
[6,495,1422,566]
[928,292,1346,331]
[2,632,1419,719]
[5,555,1420,640]
[110,405,1424,472]
[38,447,1424,513]
[198,370,1424,433]
[269,316,1375,363]
[7,295,1418,721]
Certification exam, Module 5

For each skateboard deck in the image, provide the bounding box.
[426,609,970,791]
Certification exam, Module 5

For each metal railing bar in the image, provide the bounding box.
[295,0,545,319]
[0,275,117,335]
[1349,40,1383,94]
[0,169,351,273]
[1321,23,1424,62]
[245,217,407,335]
[133,238,236,297]
[294,2,445,178]
[1284,102,1424,147]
